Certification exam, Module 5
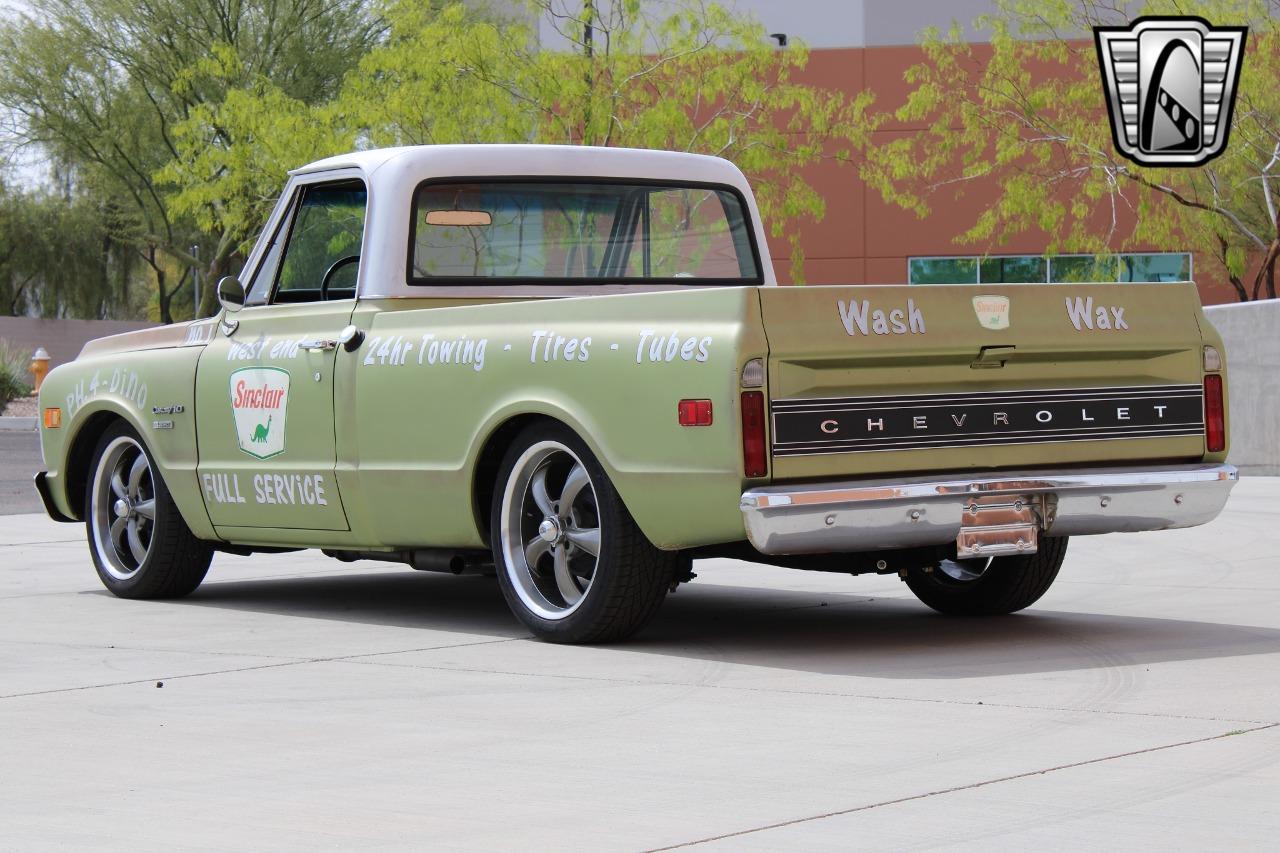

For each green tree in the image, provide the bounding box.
[0,0,384,321]
[163,0,871,281]
[861,0,1279,301]
[0,180,141,318]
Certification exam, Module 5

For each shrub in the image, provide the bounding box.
[0,339,32,411]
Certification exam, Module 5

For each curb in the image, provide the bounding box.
[0,417,37,432]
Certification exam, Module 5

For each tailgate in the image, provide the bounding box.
[758,283,1209,481]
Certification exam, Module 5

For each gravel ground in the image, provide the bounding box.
[1,395,37,417]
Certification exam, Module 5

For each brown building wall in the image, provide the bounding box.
[765,45,1239,305]
[0,317,155,371]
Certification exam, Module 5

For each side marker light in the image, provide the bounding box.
[678,399,713,426]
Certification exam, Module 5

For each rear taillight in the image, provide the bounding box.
[1204,374,1225,453]
[741,391,767,477]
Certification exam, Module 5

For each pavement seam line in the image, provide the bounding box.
[330,657,1276,727]
[0,538,85,547]
[0,637,526,700]
[641,721,1280,852]
[4,627,1267,726]
[3,639,309,660]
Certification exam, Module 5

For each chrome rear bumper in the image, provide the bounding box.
[739,463,1238,555]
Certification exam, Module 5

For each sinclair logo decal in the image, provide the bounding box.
[229,367,289,459]
[972,295,1011,330]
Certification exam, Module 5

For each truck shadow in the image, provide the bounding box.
[643,584,1280,679]
[164,560,1280,680]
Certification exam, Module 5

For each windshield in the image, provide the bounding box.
[408,181,760,284]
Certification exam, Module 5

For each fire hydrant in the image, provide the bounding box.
[30,347,50,392]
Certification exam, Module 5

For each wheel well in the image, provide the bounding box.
[63,412,124,519]
[472,413,556,541]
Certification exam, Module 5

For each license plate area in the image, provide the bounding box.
[956,494,1040,557]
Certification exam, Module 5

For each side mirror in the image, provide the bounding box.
[217,276,246,313]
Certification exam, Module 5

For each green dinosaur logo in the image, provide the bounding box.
[251,416,272,443]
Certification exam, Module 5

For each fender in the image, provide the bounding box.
[36,348,217,541]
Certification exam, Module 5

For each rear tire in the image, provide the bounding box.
[489,423,677,643]
[85,422,213,599]
[905,537,1068,616]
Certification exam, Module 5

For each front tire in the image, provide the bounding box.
[904,537,1068,616]
[86,422,213,599]
[490,424,678,643]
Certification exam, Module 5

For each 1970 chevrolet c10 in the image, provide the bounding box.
[34,145,1238,642]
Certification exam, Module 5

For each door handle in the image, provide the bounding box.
[299,325,364,354]
[971,345,1016,369]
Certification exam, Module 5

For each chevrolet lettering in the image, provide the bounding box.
[33,145,1236,644]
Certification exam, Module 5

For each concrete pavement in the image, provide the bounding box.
[1,478,1278,851]
[0,429,43,515]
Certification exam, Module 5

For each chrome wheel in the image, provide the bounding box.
[937,556,994,583]
[90,435,156,580]
[499,441,601,621]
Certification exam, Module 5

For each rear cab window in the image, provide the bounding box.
[408,180,762,285]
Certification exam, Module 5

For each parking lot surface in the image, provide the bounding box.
[0,429,42,515]
[2,478,1278,851]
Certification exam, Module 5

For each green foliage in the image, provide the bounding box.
[0,183,143,318]
[162,0,871,281]
[0,338,32,408]
[862,0,1280,301]
[0,0,383,320]
[159,74,356,259]
[6,0,867,310]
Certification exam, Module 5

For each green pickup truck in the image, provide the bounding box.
[34,144,1237,642]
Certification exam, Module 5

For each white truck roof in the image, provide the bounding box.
[273,144,776,296]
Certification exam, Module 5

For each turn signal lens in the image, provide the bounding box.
[1203,345,1222,372]
[741,391,767,477]
[1204,374,1225,453]
[677,399,713,426]
[43,407,61,429]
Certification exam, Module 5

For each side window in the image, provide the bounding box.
[244,192,298,307]
[272,181,367,303]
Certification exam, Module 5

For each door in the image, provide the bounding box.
[195,178,367,531]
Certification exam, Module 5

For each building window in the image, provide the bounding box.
[980,256,1047,283]
[907,257,977,284]
[909,252,1191,284]
[1048,255,1119,283]
[1120,253,1192,282]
